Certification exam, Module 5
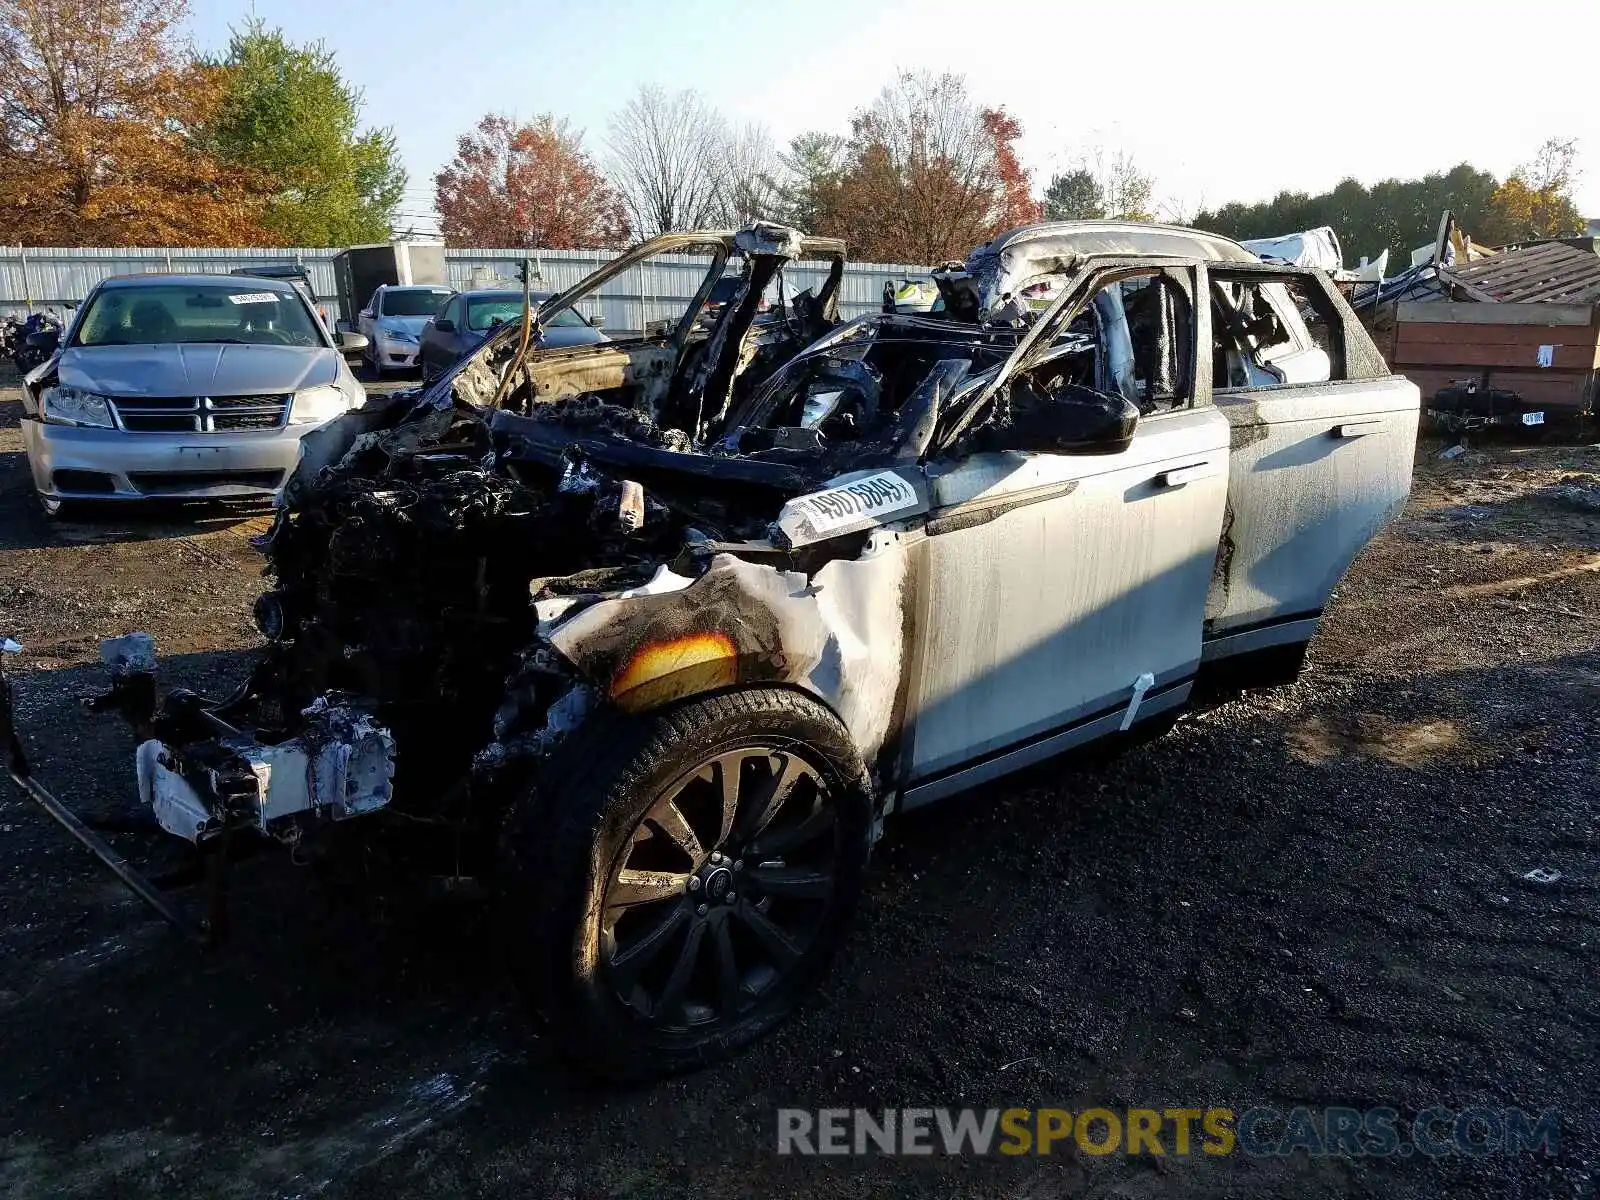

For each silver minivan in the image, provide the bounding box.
[20,274,369,517]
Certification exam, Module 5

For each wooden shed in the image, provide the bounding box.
[1387,242,1600,415]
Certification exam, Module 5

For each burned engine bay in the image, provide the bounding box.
[116,222,1165,857]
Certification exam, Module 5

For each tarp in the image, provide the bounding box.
[1240,227,1344,272]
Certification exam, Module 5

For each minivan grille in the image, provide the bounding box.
[111,394,291,433]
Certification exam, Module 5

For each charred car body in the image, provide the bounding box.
[3,221,1418,1078]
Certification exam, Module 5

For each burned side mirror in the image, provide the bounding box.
[25,330,58,352]
[978,377,1139,457]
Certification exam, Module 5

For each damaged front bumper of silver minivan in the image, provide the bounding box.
[0,632,396,945]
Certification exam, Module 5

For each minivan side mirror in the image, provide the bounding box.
[976,377,1139,456]
[433,318,455,334]
[588,311,605,329]
[25,330,59,352]
[338,330,369,352]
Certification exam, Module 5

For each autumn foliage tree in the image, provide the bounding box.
[802,72,1040,264]
[983,108,1041,232]
[0,0,267,245]
[1479,137,1584,245]
[435,113,629,248]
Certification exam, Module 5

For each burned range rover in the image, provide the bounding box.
[3,221,1419,1078]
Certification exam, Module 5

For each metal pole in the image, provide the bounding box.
[1,646,206,946]
[19,246,32,314]
[7,768,207,945]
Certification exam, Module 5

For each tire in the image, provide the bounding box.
[498,687,873,1081]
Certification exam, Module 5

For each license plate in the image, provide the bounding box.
[1521,412,1545,426]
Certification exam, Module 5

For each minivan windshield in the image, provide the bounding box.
[71,283,325,348]
[380,288,454,318]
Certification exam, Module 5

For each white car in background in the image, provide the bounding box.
[19,274,369,517]
[358,284,455,376]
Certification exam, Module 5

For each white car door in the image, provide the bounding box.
[1202,263,1419,673]
[902,262,1229,808]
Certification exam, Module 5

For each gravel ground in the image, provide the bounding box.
[0,375,1597,1199]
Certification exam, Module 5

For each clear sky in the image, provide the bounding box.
[188,0,1598,246]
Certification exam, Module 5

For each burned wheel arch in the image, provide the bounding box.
[542,541,916,775]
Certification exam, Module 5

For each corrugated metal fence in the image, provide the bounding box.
[0,245,930,331]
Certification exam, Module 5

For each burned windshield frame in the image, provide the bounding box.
[419,236,735,403]
[420,234,847,439]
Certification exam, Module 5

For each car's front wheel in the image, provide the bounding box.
[498,687,873,1080]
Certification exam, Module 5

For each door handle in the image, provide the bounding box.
[1154,462,1218,488]
[1332,420,1383,438]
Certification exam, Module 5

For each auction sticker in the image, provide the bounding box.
[776,469,925,546]
[228,292,281,305]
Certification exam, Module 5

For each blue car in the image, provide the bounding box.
[418,289,607,382]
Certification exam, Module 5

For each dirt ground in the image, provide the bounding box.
[1,374,1597,1199]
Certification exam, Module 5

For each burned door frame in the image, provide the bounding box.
[1198,261,1419,680]
[897,259,1229,809]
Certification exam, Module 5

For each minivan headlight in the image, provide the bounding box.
[40,386,115,428]
[287,385,350,426]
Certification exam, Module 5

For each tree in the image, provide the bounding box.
[1480,137,1584,244]
[1042,167,1104,221]
[1196,163,1501,268]
[1094,148,1154,222]
[606,85,725,236]
[434,113,628,249]
[982,108,1041,232]
[711,122,781,228]
[0,0,266,245]
[202,20,405,246]
[814,71,1040,264]
[772,131,845,231]
[1046,146,1154,222]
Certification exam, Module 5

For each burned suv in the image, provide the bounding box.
[4,222,1418,1079]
